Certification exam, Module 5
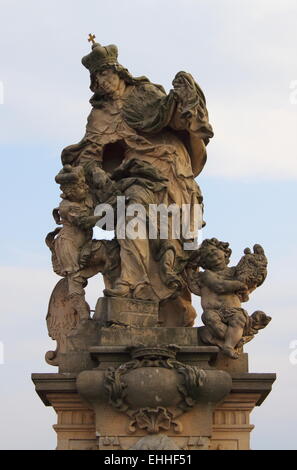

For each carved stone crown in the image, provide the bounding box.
[82,42,119,74]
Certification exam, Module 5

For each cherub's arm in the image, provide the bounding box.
[77,215,101,230]
[200,270,247,295]
[65,206,100,230]
[186,267,202,296]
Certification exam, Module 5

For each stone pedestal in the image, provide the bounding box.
[32,329,275,450]
[34,297,275,450]
[32,370,275,450]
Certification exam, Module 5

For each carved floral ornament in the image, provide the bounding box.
[103,346,207,434]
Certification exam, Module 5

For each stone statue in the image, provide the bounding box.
[45,38,271,364]
[45,164,121,364]
[46,38,214,332]
[187,238,271,358]
[34,36,275,452]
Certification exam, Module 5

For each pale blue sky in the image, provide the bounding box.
[1,0,297,450]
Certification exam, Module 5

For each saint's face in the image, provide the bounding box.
[95,69,121,95]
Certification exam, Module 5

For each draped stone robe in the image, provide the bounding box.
[61,77,213,303]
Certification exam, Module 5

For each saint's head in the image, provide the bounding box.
[82,41,134,97]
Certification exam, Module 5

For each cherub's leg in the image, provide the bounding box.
[202,310,227,340]
[221,310,247,359]
[222,327,244,359]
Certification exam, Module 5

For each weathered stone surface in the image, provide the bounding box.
[32,368,276,450]
[89,344,218,371]
[75,345,232,444]
[97,325,200,346]
[94,296,159,327]
[34,37,276,452]
[210,351,249,375]
[130,433,180,450]
[53,319,99,373]
[50,322,219,373]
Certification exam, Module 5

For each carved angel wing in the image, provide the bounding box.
[45,278,79,366]
[235,244,267,291]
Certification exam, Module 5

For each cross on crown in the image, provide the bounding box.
[88,33,96,45]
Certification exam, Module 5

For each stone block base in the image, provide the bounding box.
[32,369,275,450]
[94,297,159,327]
[36,312,275,450]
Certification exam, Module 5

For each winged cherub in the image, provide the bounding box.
[187,238,271,359]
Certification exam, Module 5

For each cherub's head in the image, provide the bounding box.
[197,238,232,271]
[55,165,88,202]
[61,182,87,202]
[250,311,272,332]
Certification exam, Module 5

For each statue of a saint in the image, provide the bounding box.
[50,40,214,327]
[45,39,271,367]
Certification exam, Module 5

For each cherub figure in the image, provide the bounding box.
[187,238,271,359]
[45,164,123,365]
[46,165,100,318]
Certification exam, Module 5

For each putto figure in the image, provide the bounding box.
[187,239,271,358]
[46,165,97,319]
